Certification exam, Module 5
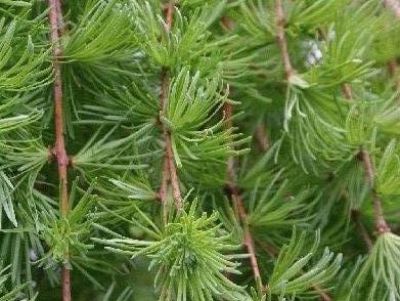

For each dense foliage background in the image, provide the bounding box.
[1,0,400,300]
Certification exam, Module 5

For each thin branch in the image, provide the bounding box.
[257,238,333,301]
[158,2,183,211]
[224,102,264,291]
[358,149,391,234]
[341,83,353,101]
[351,210,374,251]
[222,13,264,293]
[275,0,294,80]
[314,286,333,301]
[48,0,71,300]
[255,124,270,152]
[340,82,391,235]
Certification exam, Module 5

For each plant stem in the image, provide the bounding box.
[224,102,263,292]
[339,82,391,235]
[257,242,332,300]
[351,210,373,251]
[48,0,71,300]
[220,20,262,283]
[255,124,270,152]
[358,149,391,234]
[275,0,294,81]
[159,2,183,211]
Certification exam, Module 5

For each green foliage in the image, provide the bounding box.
[95,203,248,301]
[350,232,400,300]
[1,0,400,300]
[269,230,342,298]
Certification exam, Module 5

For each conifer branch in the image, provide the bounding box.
[275,0,294,81]
[224,102,264,292]
[351,210,374,251]
[221,14,263,288]
[358,149,391,234]
[159,2,183,210]
[341,84,391,235]
[48,0,71,300]
[255,124,270,152]
[315,287,333,301]
[341,84,353,101]
[257,241,333,301]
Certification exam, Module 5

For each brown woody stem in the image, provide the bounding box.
[48,0,71,300]
[340,82,391,235]
[255,124,270,152]
[351,210,374,251]
[224,102,263,291]
[158,2,183,211]
[275,0,294,80]
[358,149,391,234]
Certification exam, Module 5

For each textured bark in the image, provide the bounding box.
[224,102,263,291]
[159,2,183,210]
[48,1,71,300]
[275,0,294,80]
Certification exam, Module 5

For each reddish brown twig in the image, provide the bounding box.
[158,2,183,211]
[340,83,391,235]
[315,287,332,301]
[358,149,391,234]
[341,84,353,101]
[220,24,259,277]
[255,124,270,152]
[48,0,71,300]
[224,102,263,291]
[351,210,373,251]
[257,235,332,301]
[275,0,294,81]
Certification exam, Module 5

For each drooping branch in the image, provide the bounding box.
[351,210,374,251]
[257,241,332,301]
[220,14,263,288]
[158,2,183,210]
[224,102,264,292]
[275,0,295,81]
[48,0,71,300]
[358,149,391,234]
[255,124,270,152]
[340,83,391,235]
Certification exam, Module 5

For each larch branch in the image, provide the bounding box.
[224,102,263,291]
[275,0,294,80]
[340,83,391,235]
[255,124,270,152]
[159,2,183,210]
[358,149,391,234]
[351,210,374,251]
[48,0,71,300]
